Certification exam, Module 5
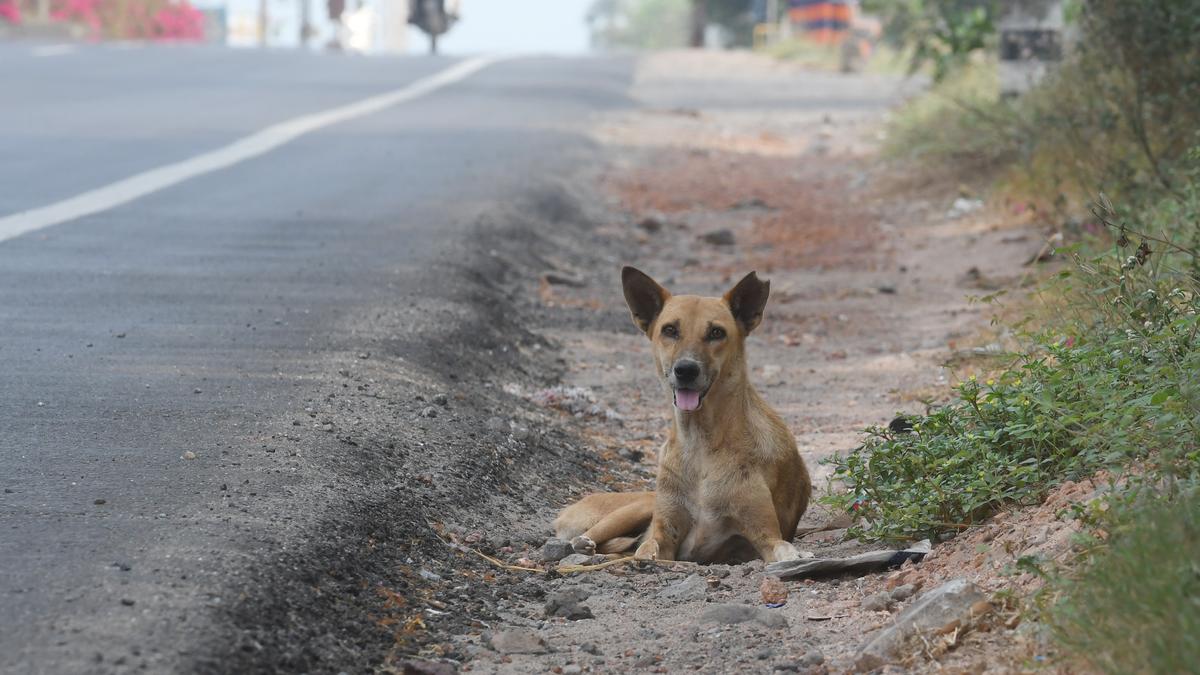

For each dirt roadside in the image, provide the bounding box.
[452,52,1080,674]
[205,52,1083,674]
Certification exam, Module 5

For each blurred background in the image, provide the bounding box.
[0,0,889,58]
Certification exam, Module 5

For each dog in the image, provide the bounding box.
[553,267,811,563]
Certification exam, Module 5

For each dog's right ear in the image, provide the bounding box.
[621,266,671,336]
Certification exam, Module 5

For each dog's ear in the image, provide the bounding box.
[621,266,670,336]
[723,271,770,335]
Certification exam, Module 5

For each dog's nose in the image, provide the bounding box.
[673,359,701,384]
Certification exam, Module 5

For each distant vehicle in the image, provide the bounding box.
[409,0,459,54]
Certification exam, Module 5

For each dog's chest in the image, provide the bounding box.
[673,452,753,560]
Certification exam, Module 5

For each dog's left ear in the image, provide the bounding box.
[723,271,770,335]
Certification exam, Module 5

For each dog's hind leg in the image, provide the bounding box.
[573,496,654,554]
[554,492,654,554]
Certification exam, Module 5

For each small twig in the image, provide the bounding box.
[469,547,545,574]
[557,555,638,574]
[426,520,545,573]
[1091,204,1199,259]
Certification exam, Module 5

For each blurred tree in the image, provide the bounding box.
[863,0,997,80]
[588,0,691,49]
[700,0,754,46]
[588,0,753,49]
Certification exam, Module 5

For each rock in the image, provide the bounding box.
[182,451,196,460]
[393,658,456,675]
[93,499,107,505]
[890,584,917,602]
[485,416,507,432]
[634,654,660,667]
[580,642,602,655]
[855,579,987,670]
[540,538,575,562]
[617,447,644,463]
[543,271,587,288]
[658,573,707,601]
[760,576,789,606]
[877,284,897,295]
[120,598,135,606]
[419,407,438,419]
[755,647,775,660]
[431,393,449,406]
[861,591,892,612]
[799,649,825,667]
[557,553,593,567]
[700,603,788,629]
[701,229,736,246]
[732,197,771,210]
[489,629,548,654]
[562,665,583,675]
[544,588,594,620]
[947,197,984,219]
[637,217,664,233]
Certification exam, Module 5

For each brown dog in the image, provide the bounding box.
[553,267,811,563]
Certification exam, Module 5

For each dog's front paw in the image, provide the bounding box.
[634,539,659,561]
[570,535,596,555]
[768,541,810,563]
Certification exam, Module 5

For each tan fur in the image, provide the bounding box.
[553,268,812,564]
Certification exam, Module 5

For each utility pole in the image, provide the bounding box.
[299,0,310,46]
[690,0,706,47]
[258,0,268,46]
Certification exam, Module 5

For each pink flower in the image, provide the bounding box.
[0,0,21,24]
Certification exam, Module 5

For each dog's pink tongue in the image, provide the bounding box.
[675,389,701,411]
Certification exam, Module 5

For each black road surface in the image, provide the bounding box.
[0,43,630,674]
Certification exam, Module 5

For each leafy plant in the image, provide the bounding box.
[864,0,997,81]
[1050,487,1200,674]
[823,189,1200,542]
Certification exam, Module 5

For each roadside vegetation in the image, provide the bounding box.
[822,1,1200,671]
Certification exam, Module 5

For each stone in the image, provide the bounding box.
[890,584,917,602]
[799,649,825,667]
[760,576,789,606]
[543,272,587,288]
[557,553,593,567]
[701,229,736,246]
[637,217,664,233]
[855,578,987,670]
[861,591,892,612]
[700,603,788,629]
[580,642,602,655]
[539,538,574,562]
[393,659,456,675]
[562,665,583,675]
[544,588,594,621]
[489,629,548,654]
[658,573,707,600]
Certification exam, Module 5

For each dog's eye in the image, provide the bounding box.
[661,324,678,339]
[706,326,726,341]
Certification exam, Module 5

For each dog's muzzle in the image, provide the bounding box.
[670,358,708,412]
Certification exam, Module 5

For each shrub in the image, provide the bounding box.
[1049,487,1200,674]
[823,188,1200,542]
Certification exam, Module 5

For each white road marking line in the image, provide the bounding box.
[0,55,506,244]
[31,44,76,57]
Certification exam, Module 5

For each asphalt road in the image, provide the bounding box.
[0,42,630,674]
